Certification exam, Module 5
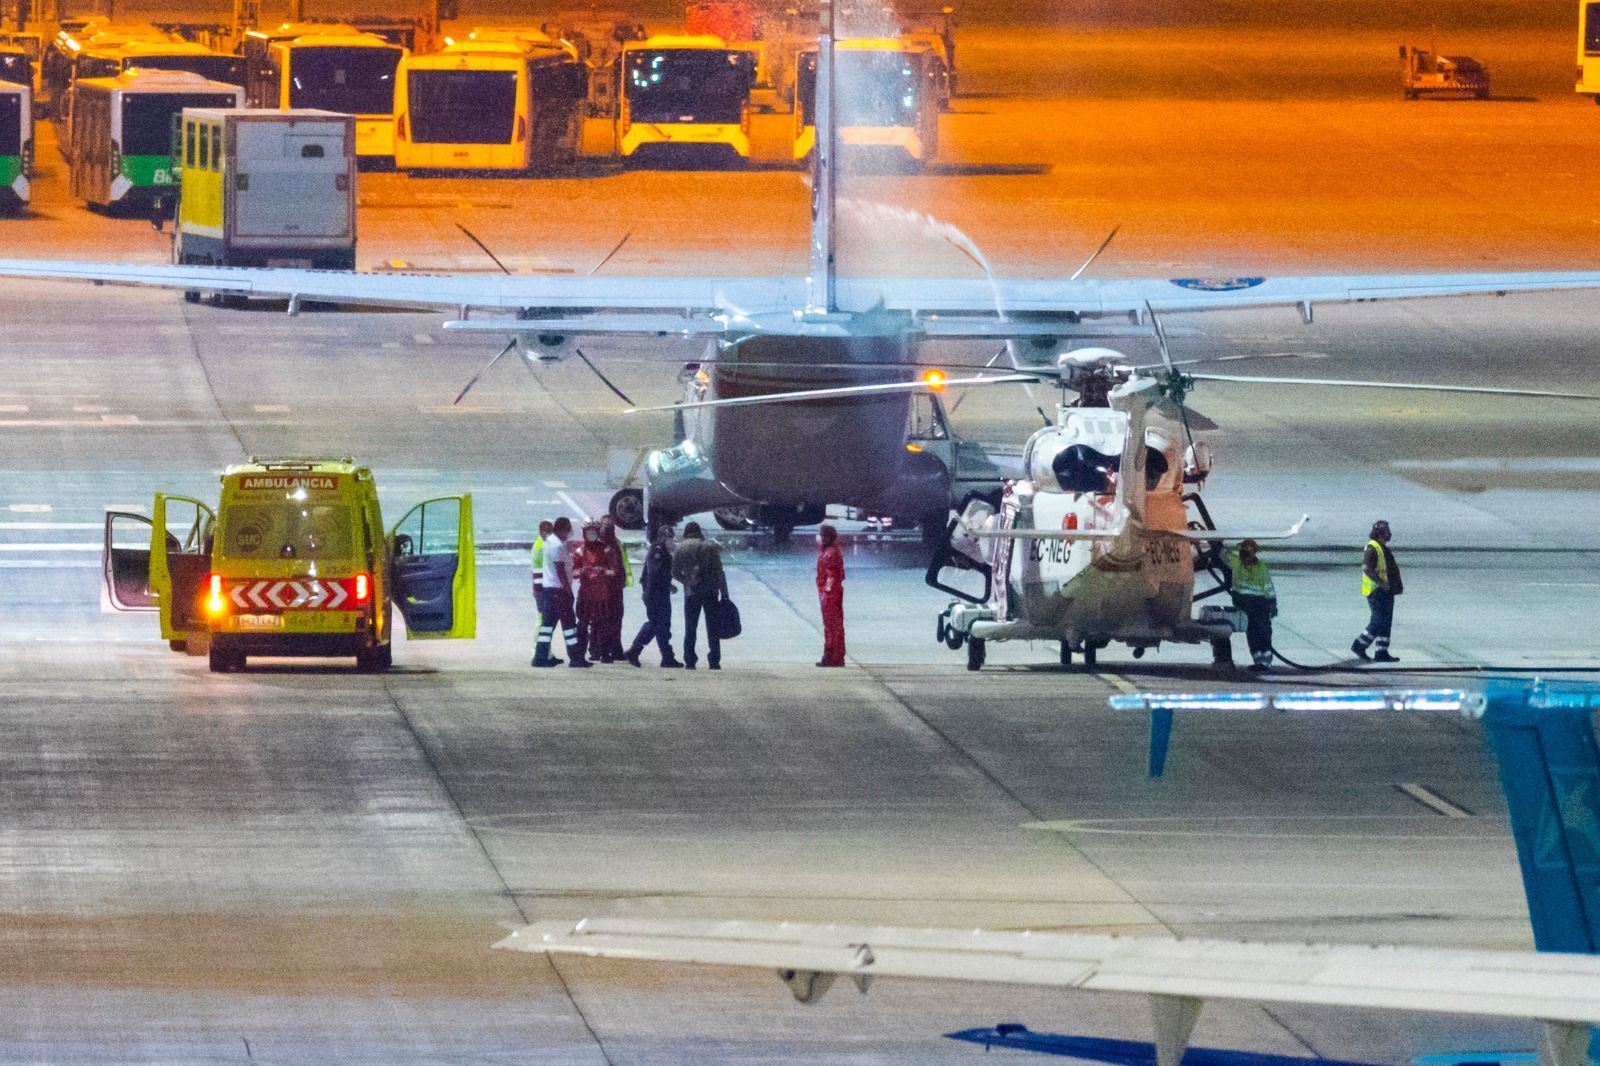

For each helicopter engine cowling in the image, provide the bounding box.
[519,331,578,364]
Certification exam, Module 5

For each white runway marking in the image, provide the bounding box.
[1024,816,1488,841]
[0,522,101,530]
[1395,783,1473,818]
[543,480,567,489]
[556,490,591,521]
[254,404,291,414]
[9,503,51,513]
[0,543,101,551]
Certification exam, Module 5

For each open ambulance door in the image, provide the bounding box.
[103,511,156,610]
[388,494,475,640]
[150,494,215,643]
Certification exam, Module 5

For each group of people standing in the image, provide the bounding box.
[530,517,736,670]
[528,516,851,670]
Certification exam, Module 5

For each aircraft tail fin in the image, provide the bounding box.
[1481,680,1600,955]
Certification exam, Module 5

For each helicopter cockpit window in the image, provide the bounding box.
[1052,445,1119,494]
[1144,447,1170,491]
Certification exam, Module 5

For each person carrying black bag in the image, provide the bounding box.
[671,521,727,670]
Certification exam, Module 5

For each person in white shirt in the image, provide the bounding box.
[533,517,590,668]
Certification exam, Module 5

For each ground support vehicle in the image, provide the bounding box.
[101,458,476,672]
[67,69,241,212]
[241,23,404,164]
[1400,42,1488,99]
[172,108,355,272]
[394,31,586,173]
[794,37,939,170]
[0,78,31,212]
[617,34,756,167]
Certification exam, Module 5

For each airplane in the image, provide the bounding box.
[499,678,1600,1066]
[917,334,1595,672]
[5,1,1600,539]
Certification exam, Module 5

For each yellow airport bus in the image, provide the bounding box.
[242,23,405,164]
[618,34,756,166]
[394,31,587,172]
[794,37,939,170]
[1580,1,1600,101]
[0,79,31,213]
[44,22,175,115]
[68,69,242,211]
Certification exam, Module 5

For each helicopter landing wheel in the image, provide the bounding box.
[936,612,948,645]
[966,637,986,671]
[1059,642,1072,669]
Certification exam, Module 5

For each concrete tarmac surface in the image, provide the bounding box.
[0,9,1598,1065]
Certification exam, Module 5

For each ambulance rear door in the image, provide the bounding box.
[102,510,156,610]
[388,494,475,639]
[151,493,216,641]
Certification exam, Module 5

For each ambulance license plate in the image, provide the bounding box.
[236,614,282,630]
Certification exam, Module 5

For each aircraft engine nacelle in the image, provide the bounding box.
[518,332,578,364]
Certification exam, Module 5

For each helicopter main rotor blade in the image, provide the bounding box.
[624,374,1042,414]
[1186,373,1600,400]
[1152,398,1218,431]
[453,338,519,405]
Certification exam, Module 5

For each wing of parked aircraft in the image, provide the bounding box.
[3,259,1600,334]
[496,917,1600,1066]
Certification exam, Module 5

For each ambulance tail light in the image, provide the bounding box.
[353,572,371,605]
[206,573,226,616]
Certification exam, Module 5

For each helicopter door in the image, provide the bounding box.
[388,494,476,639]
[992,497,1017,621]
[150,494,216,642]
[103,511,157,610]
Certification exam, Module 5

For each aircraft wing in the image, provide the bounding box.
[899,271,1600,318]
[2,260,1599,325]
[498,918,1600,1029]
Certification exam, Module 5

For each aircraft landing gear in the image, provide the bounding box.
[1059,642,1072,669]
[966,637,986,671]
[1081,642,1098,670]
[607,488,645,531]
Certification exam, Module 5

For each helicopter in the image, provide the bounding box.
[925,318,1596,672]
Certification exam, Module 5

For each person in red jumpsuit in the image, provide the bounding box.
[574,522,621,662]
[599,515,629,661]
[815,523,846,667]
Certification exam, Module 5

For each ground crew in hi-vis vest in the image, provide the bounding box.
[1227,539,1276,671]
[1352,519,1402,663]
[530,520,553,632]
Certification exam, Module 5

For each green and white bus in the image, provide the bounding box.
[0,79,31,213]
[68,68,241,212]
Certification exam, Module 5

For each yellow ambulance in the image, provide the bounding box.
[102,458,475,672]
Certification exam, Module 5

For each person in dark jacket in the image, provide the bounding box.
[815,523,846,667]
[625,524,683,668]
[672,521,727,670]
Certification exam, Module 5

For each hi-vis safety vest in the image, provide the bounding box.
[1228,550,1275,598]
[532,536,545,586]
[1361,539,1387,596]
